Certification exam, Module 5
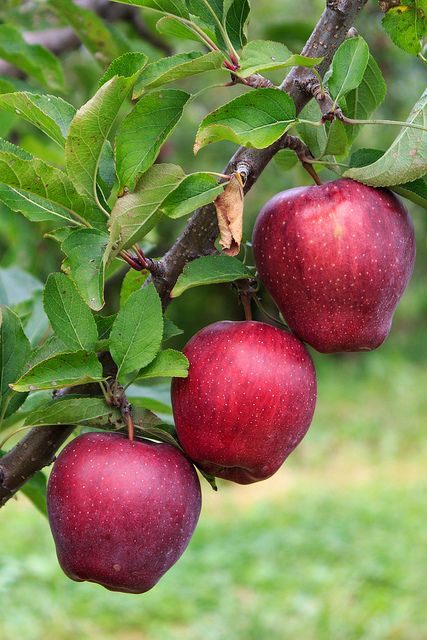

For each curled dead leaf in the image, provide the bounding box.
[214,172,244,256]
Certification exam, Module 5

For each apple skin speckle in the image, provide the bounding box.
[47,432,201,594]
[171,321,317,485]
[252,178,416,353]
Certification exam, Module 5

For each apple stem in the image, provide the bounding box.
[125,410,135,442]
[302,161,322,186]
[241,292,253,321]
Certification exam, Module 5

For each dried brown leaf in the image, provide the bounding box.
[214,172,244,256]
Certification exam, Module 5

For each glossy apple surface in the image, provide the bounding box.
[171,321,317,484]
[47,432,201,593]
[253,178,416,353]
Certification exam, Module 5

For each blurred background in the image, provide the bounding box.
[0,0,426,638]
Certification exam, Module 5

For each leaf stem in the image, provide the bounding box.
[339,114,427,133]
[200,0,240,63]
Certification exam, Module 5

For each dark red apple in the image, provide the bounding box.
[47,432,201,593]
[171,321,316,484]
[253,178,416,353]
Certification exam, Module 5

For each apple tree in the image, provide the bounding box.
[0,0,426,593]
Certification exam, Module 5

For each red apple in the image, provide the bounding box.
[171,321,317,484]
[253,178,415,353]
[47,432,201,594]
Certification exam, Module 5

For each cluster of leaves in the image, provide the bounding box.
[1,0,427,508]
[381,0,427,57]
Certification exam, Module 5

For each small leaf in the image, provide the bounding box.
[95,314,117,340]
[99,51,149,86]
[225,0,250,49]
[0,307,31,418]
[163,317,183,341]
[11,351,104,392]
[156,16,201,41]
[66,52,147,200]
[48,0,121,65]
[133,50,225,95]
[61,228,109,311]
[171,254,252,297]
[0,24,64,92]
[274,148,299,170]
[238,40,322,78]
[115,89,190,191]
[161,172,225,218]
[296,101,327,159]
[344,54,387,144]
[107,163,185,259]
[120,269,149,307]
[382,3,427,55]
[137,349,189,379]
[24,397,120,427]
[215,173,244,256]
[43,273,98,351]
[110,283,163,381]
[27,335,69,369]
[194,88,297,152]
[0,92,76,146]
[344,87,427,186]
[322,119,348,157]
[327,36,370,102]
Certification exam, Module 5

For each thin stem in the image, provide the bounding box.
[124,408,134,442]
[241,293,252,321]
[339,115,427,133]
[179,16,221,52]
[302,161,322,185]
[189,82,229,103]
[253,296,289,329]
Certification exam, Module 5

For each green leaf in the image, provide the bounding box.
[163,317,183,341]
[43,273,98,351]
[345,88,427,186]
[0,307,31,419]
[382,3,427,55]
[48,0,121,65]
[0,92,76,146]
[225,0,250,49]
[95,314,117,340]
[133,50,225,95]
[24,397,120,427]
[115,89,190,191]
[238,40,322,78]
[296,101,327,159]
[0,151,107,229]
[61,229,109,311]
[107,163,185,259]
[65,52,147,200]
[161,172,225,218]
[20,471,48,516]
[120,269,149,306]
[171,254,252,297]
[194,88,297,152]
[0,267,43,306]
[110,283,163,381]
[27,335,68,369]
[322,119,348,157]
[110,0,189,17]
[327,36,370,102]
[11,351,104,392]
[349,147,427,210]
[23,294,50,347]
[344,54,387,144]
[98,51,149,86]
[274,148,298,170]
[156,16,201,41]
[0,25,64,92]
[136,348,189,379]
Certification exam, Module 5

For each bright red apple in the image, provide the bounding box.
[47,432,201,594]
[171,321,317,484]
[253,178,415,353]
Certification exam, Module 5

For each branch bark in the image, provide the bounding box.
[0,0,367,509]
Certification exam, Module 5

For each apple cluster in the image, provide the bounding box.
[47,178,415,594]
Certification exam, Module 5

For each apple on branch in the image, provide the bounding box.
[253,178,415,353]
[172,321,317,484]
[47,432,201,594]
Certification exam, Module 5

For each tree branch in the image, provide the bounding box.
[0,0,367,509]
